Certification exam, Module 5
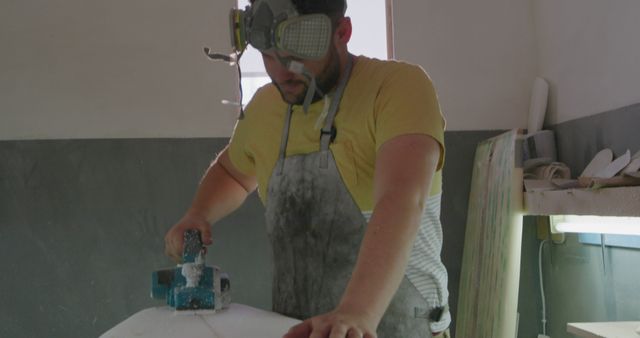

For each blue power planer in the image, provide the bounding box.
[151,229,230,311]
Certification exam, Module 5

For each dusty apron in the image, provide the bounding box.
[264,57,435,337]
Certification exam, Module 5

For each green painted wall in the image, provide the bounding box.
[0,139,272,337]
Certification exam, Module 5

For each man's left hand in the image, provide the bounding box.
[283,309,377,338]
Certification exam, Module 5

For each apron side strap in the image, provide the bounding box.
[319,126,336,169]
[276,105,294,176]
[319,150,329,169]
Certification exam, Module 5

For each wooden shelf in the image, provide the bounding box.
[567,321,640,338]
[524,186,640,217]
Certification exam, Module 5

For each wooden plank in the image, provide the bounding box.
[456,130,524,338]
[525,186,640,217]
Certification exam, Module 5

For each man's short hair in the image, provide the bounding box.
[249,0,347,26]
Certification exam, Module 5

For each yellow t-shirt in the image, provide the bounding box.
[228,56,446,211]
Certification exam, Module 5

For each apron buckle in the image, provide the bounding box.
[320,126,338,143]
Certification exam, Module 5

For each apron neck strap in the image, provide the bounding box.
[276,104,294,175]
[319,54,354,152]
[276,54,355,174]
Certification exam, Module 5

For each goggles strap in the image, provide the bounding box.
[203,47,246,120]
[275,53,324,113]
[302,75,318,113]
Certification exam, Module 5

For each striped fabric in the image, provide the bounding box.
[362,193,451,333]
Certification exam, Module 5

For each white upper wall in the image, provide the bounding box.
[4,0,638,139]
[393,0,537,131]
[1,0,239,140]
[533,0,640,125]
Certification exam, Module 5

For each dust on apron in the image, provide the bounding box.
[264,55,435,337]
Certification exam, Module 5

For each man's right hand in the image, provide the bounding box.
[164,212,212,263]
[162,148,256,263]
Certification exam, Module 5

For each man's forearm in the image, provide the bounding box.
[188,149,257,223]
[337,193,424,325]
[337,134,441,326]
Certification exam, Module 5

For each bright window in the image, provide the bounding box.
[236,0,389,105]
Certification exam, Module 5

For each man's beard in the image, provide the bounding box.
[274,47,341,105]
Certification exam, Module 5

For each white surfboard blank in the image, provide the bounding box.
[100,303,301,338]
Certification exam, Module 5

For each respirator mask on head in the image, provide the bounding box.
[229,0,332,60]
[205,0,336,115]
